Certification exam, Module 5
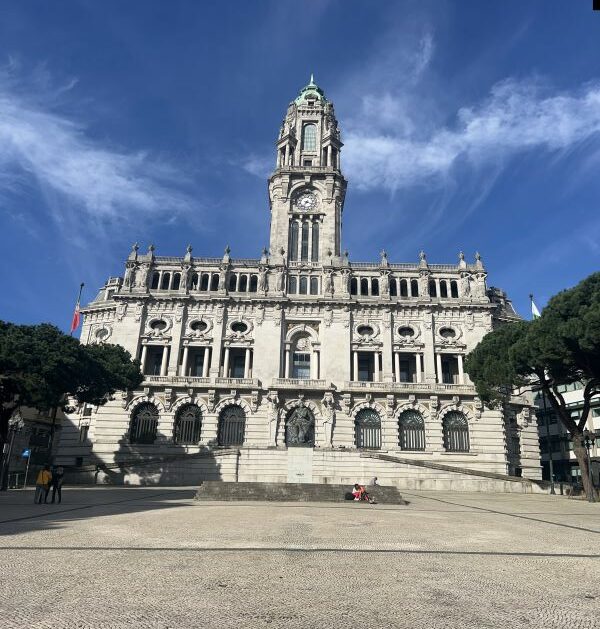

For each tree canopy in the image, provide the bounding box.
[465,271,600,496]
[0,321,143,447]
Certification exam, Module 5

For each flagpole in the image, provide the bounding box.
[70,282,85,337]
[529,293,534,319]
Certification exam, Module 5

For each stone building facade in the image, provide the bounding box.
[57,78,542,488]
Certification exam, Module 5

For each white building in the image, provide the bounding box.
[56,78,542,489]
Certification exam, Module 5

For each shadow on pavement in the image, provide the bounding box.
[0,487,196,537]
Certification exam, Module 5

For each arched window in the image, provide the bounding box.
[249,275,258,292]
[360,278,369,295]
[355,409,381,449]
[371,278,379,296]
[200,273,209,291]
[172,273,181,291]
[191,273,199,291]
[218,405,246,446]
[210,274,219,291]
[429,279,437,297]
[400,279,408,297]
[174,404,202,445]
[390,278,397,297]
[350,277,358,295]
[443,411,470,452]
[289,221,299,261]
[411,279,419,297]
[311,222,319,261]
[302,123,317,151]
[450,280,458,298]
[161,273,171,290]
[129,402,158,445]
[228,274,237,292]
[299,276,308,294]
[288,276,297,294]
[310,276,319,295]
[239,275,248,292]
[440,280,448,298]
[398,410,425,451]
[150,272,160,290]
[301,222,309,261]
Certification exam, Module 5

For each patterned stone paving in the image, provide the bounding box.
[0,487,599,628]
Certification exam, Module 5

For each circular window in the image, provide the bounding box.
[150,320,167,331]
[357,325,374,337]
[439,327,456,339]
[95,328,109,340]
[190,320,208,332]
[231,321,248,334]
[398,327,415,338]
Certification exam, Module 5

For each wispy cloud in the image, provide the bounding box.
[239,153,273,179]
[344,78,600,193]
[0,63,193,241]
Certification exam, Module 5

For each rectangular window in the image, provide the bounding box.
[303,159,313,166]
[79,425,89,443]
[292,353,311,379]
[301,222,309,261]
[83,405,92,417]
[399,359,411,383]
[358,354,374,382]
[231,355,245,379]
[192,353,204,377]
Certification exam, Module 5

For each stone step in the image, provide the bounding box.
[195,481,408,504]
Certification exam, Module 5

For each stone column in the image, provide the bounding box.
[285,348,291,378]
[457,353,464,385]
[373,352,379,382]
[181,346,189,377]
[223,347,230,378]
[284,144,289,166]
[327,145,332,167]
[244,348,251,379]
[140,344,148,375]
[436,353,443,384]
[160,345,169,376]
[202,347,210,378]
[394,352,400,383]
[308,221,313,261]
[353,351,358,381]
[416,353,423,383]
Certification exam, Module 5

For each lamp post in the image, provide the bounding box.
[582,429,596,503]
[0,411,25,491]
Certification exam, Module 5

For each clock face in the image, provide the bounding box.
[295,191,317,211]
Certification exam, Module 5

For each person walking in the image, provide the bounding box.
[34,465,52,504]
[50,466,64,504]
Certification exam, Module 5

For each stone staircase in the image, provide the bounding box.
[195,481,408,504]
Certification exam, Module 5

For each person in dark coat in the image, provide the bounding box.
[50,466,65,504]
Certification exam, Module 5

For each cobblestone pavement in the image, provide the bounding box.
[1,487,599,628]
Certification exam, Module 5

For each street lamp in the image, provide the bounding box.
[0,411,25,491]
[582,429,596,503]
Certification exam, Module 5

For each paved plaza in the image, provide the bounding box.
[0,488,599,628]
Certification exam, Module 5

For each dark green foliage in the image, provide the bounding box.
[0,321,142,448]
[465,272,600,496]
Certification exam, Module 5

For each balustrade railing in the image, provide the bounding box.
[272,378,329,388]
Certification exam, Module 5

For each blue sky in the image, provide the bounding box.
[1,0,599,329]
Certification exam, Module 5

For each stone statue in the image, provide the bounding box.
[258,268,268,292]
[286,401,314,446]
[276,267,285,292]
[135,263,150,288]
[460,273,471,297]
[418,272,429,296]
[380,273,389,295]
[323,270,333,295]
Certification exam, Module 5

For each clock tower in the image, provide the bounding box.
[268,76,347,263]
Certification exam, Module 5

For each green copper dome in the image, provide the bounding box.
[295,74,327,104]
